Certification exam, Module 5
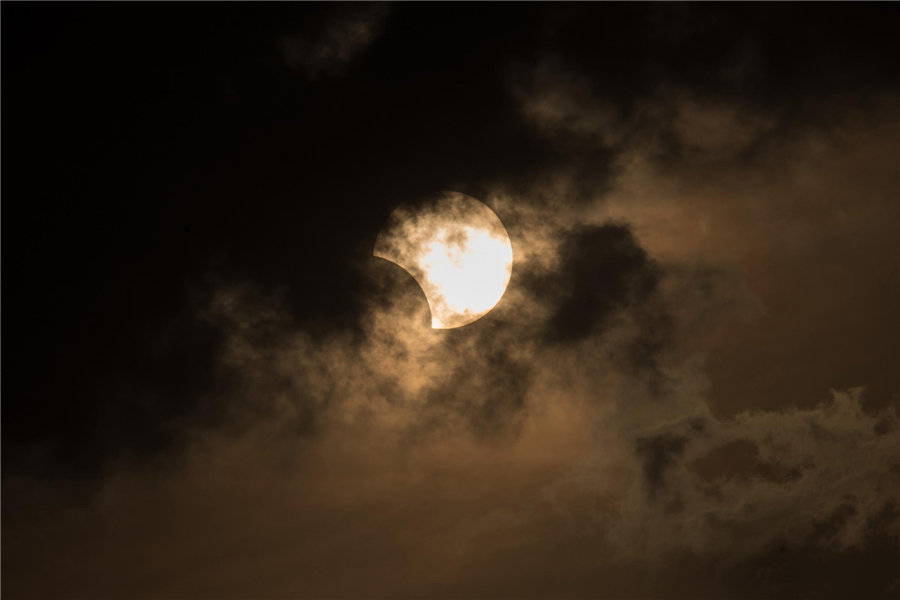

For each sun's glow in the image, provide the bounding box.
[373,192,515,329]
[418,225,513,328]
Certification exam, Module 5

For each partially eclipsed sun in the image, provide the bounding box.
[373,192,514,328]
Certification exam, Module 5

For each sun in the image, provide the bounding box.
[373,192,514,328]
[418,224,513,327]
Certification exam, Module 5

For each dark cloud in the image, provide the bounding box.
[428,345,531,440]
[536,224,662,344]
[636,432,688,500]
[691,439,802,486]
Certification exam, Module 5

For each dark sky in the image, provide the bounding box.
[3,3,899,598]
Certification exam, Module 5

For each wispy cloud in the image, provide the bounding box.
[279,4,390,79]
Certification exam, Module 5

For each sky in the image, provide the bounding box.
[2,3,899,598]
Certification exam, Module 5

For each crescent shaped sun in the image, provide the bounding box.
[373,192,514,329]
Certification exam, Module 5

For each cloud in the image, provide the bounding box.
[531,224,662,344]
[604,385,900,561]
[5,32,899,600]
[515,59,629,148]
[279,4,390,79]
[8,171,899,595]
[7,275,898,597]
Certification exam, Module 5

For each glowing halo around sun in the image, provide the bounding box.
[373,192,514,328]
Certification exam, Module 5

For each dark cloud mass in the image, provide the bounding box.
[539,224,661,345]
[3,3,899,598]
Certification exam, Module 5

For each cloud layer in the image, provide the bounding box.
[4,5,898,598]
